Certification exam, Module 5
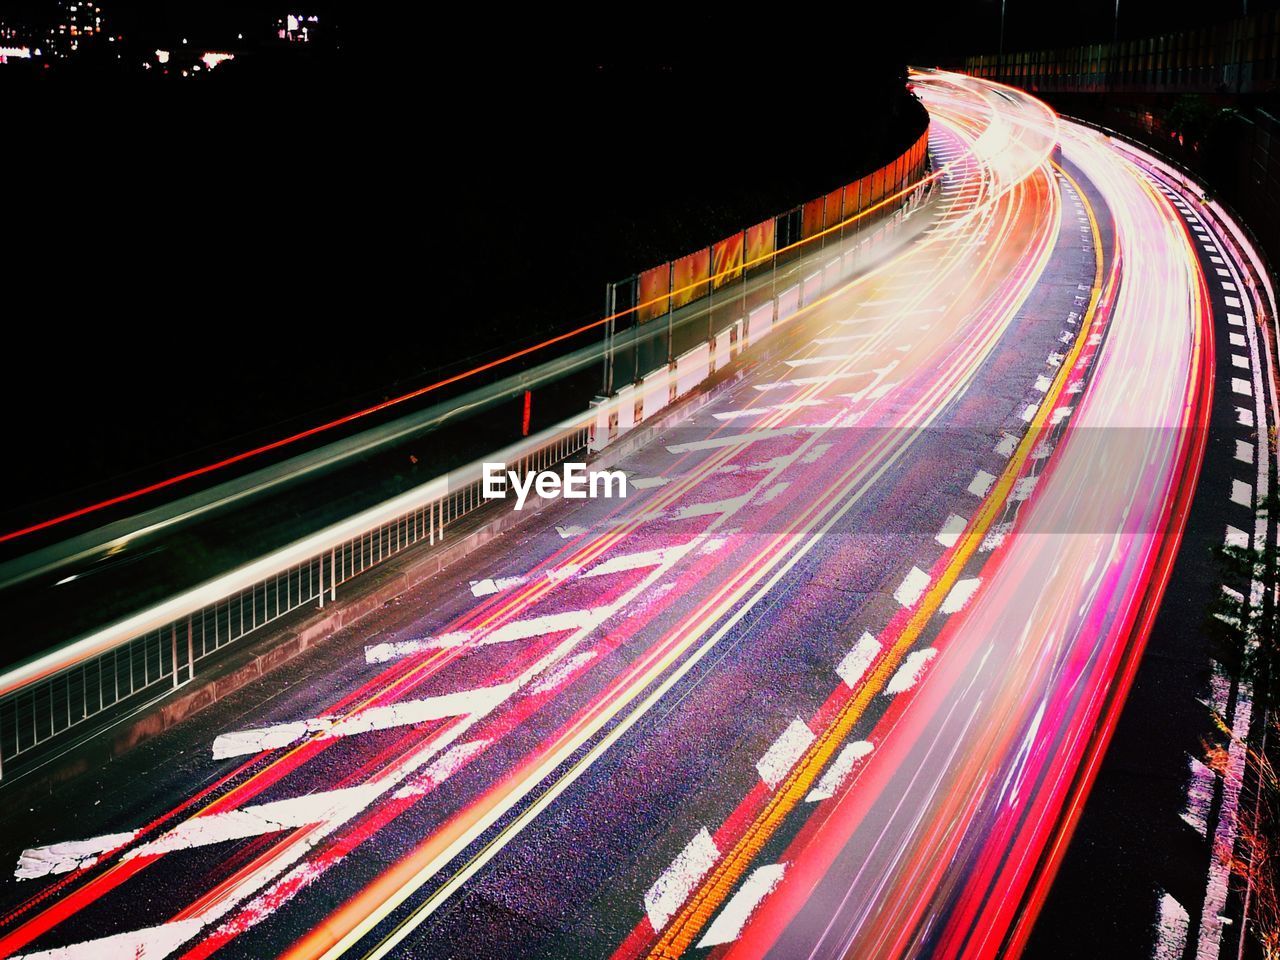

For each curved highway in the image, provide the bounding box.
[0,72,1269,960]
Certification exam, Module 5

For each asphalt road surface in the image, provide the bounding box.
[0,72,1267,960]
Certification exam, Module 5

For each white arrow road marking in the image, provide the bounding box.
[885,648,937,695]
[667,428,803,454]
[805,741,874,803]
[712,399,827,421]
[696,863,788,948]
[15,831,141,880]
[211,684,517,760]
[784,354,858,368]
[363,608,612,664]
[14,918,207,960]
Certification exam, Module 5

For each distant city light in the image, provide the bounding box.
[200,52,234,70]
[0,3,330,73]
[280,13,318,42]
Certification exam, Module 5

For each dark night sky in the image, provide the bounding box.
[0,0,1269,535]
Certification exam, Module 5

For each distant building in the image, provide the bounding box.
[276,13,320,44]
[50,0,104,57]
[0,8,38,67]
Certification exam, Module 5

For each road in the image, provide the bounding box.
[0,72,1263,960]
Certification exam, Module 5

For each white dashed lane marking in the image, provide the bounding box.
[836,632,882,688]
[470,577,525,598]
[1231,479,1252,508]
[893,567,931,607]
[755,718,816,790]
[935,514,968,548]
[644,829,720,932]
[968,470,996,496]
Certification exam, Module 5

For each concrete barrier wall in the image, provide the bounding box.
[588,177,931,454]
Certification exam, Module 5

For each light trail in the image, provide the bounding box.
[0,100,1056,959]
[0,70,1259,960]
[699,73,1218,960]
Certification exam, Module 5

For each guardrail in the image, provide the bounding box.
[601,128,930,393]
[588,175,933,452]
[0,123,933,784]
[0,420,589,781]
[961,7,1280,95]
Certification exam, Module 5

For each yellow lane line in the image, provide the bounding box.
[647,159,1103,959]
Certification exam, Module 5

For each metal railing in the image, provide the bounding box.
[0,420,590,780]
[961,8,1280,95]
